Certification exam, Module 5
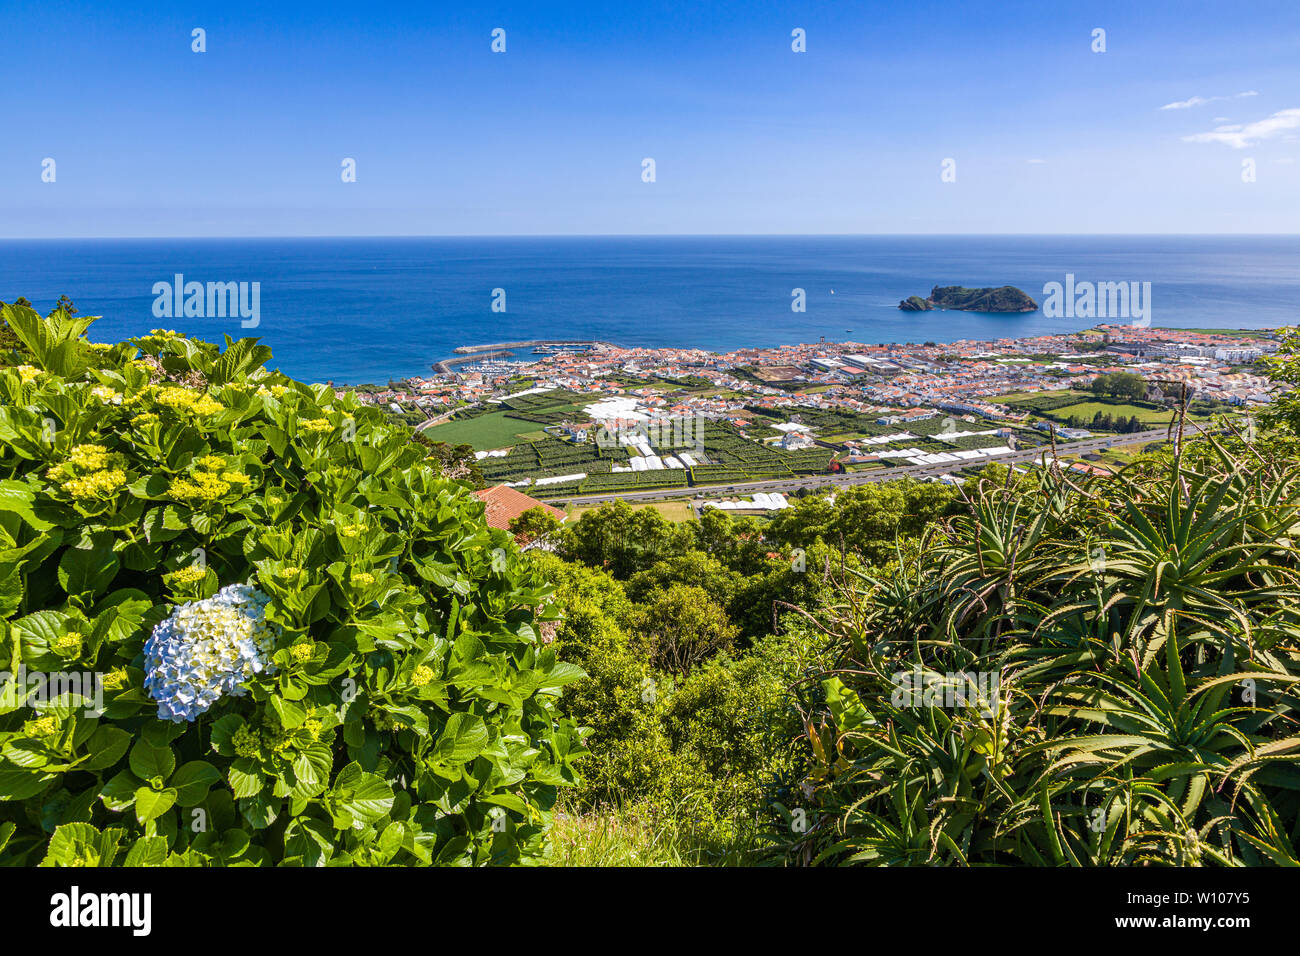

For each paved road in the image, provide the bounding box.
[416,402,481,432]
[542,425,1201,506]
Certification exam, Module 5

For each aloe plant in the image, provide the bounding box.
[777,432,1300,866]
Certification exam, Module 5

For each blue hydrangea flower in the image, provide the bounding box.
[143,584,279,722]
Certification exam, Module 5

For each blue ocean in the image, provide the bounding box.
[0,236,1296,384]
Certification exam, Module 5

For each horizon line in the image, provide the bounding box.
[3,232,1300,241]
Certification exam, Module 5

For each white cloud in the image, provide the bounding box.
[1160,90,1261,111]
[1161,96,1211,110]
[1026,158,1046,164]
[1182,108,1300,148]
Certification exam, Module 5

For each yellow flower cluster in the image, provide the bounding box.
[352,572,375,586]
[168,454,252,503]
[299,418,333,433]
[155,387,224,417]
[47,445,129,500]
[26,715,59,737]
[276,566,302,580]
[192,395,225,416]
[290,643,315,662]
[90,385,121,404]
[69,444,111,470]
[339,523,366,538]
[69,444,110,470]
[16,365,41,383]
[101,668,128,690]
[167,565,208,586]
[168,470,232,502]
[131,412,159,425]
[63,468,127,500]
[302,719,323,739]
[412,665,434,687]
[255,383,289,398]
[54,632,83,652]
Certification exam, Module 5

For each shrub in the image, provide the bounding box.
[631,584,737,677]
[523,554,671,804]
[0,304,585,867]
[531,550,824,853]
[772,439,1300,865]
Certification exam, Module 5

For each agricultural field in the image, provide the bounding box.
[422,410,546,449]
[1049,400,1183,425]
[995,388,1217,424]
[469,418,839,493]
[1166,327,1278,340]
[424,388,596,449]
[476,436,629,483]
[987,390,1071,403]
[742,404,898,441]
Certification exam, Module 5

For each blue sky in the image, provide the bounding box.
[2,0,1298,236]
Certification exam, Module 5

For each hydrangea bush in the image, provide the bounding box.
[0,303,585,866]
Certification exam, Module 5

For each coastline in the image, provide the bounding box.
[7,234,1297,384]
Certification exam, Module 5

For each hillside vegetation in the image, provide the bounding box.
[772,429,1300,865]
[0,304,584,867]
[2,298,1296,868]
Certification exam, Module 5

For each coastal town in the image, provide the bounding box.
[345,324,1279,507]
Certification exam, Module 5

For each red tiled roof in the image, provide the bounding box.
[473,485,568,531]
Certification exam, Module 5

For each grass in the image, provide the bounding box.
[547,807,689,866]
[1050,400,1193,425]
[421,410,544,450]
[1095,439,1165,465]
[545,799,766,867]
[993,388,1074,404]
[567,499,694,522]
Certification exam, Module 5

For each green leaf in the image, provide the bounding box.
[435,713,490,763]
[57,535,120,599]
[270,695,306,729]
[128,739,176,782]
[228,759,264,799]
[0,766,53,800]
[134,786,177,824]
[330,762,395,827]
[39,822,123,867]
[81,727,131,771]
[0,479,53,531]
[123,835,170,866]
[171,761,221,806]
[98,769,141,811]
[207,714,243,756]
[536,661,586,694]
[291,744,332,795]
